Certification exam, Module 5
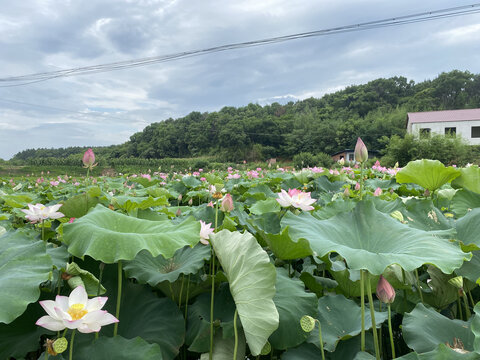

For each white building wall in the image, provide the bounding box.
[410,120,480,145]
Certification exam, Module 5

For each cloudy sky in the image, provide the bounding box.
[1,0,480,159]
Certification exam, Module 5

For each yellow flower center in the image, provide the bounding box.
[67,303,87,320]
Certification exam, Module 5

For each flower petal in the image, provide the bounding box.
[36,315,66,331]
[69,286,88,307]
[39,300,59,319]
[86,296,108,312]
[55,295,70,312]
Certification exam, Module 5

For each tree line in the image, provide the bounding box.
[11,70,480,165]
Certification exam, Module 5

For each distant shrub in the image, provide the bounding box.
[293,152,316,168]
[314,152,334,168]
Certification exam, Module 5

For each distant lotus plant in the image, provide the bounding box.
[82,148,97,177]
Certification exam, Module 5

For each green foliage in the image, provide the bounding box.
[382,134,473,167]
[293,152,317,168]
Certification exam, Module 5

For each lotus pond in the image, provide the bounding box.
[2,159,480,359]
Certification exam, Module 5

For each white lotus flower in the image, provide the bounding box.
[199,220,214,245]
[276,189,316,211]
[21,203,64,223]
[36,286,118,333]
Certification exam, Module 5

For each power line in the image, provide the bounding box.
[0,3,479,87]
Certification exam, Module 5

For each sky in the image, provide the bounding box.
[1,0,480,159]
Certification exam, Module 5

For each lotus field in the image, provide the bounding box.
[4,153,480,359]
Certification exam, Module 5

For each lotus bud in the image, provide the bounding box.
[354,137,368,163]
[344,187,350,197]
[373,187,382,196]
[220,193,234,212]
[338,158,345,165]
[178,194,183,202]
[82,148,97,169]
[355,182,360,191]
[188,198,193,206]
[176,208,182,217]
[376,275,396,304]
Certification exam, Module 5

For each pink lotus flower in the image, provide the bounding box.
[220,194,234,212]
[376,275,396,304]
[276,189,316,211]
[199,220,214,245]
[373,187,382,196]
[36,286,118,333]
[21,203,64,224]
[82,148,97,170]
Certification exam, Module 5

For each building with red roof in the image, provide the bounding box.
[407,108,480,144]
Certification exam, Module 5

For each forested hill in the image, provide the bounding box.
[12,70,480,163]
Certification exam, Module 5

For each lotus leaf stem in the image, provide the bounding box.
[179,274,185,308]
[114,261,122,337]
[366,272,380,360]
[414,269,424,303]
[95,263,105,340]
[233,308,239,360]
[360,270,366,351]
[388,303,396,359]
[463,293,472,319]
[69,329,75,360]
[316,319,325,360]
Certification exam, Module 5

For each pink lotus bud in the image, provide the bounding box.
[354,137,368,163]
[344,187,350,197]
[373,187,382,196]
[355,182,360,191]
[376,275,395,304]
[176,208,182,217]
[220,194,234,212]
[82,148,97,169]
[188,198,193,206]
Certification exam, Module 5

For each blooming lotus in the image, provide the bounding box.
[276,189,316,211]
[36,286,118,333]
[199,220,214,245]
[21,203,64,224]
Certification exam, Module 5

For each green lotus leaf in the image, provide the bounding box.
[60,193,99,219]
[249,198,281,215]
[199,329,246,360]
[396,343,479,359]
[452,166,480,194]
[112,195,168,212]
[124,244,211,285]
[3,193,34,208]
[62,204,200,263]
[0,231,52,324]
[471,302,480,354]
[422,266,457,310]
[307,294,387,352]
[260,227,313,260]
[456,208,480,249]
[65,262,106,296]
[314,176,346,194]
[402,303,474,353]
[102,281,184,360]
[0,303,50,359]
[313,199,356,220]
[74,336,163,360]
[209,230,279,356]
[456,250,480,283]
[299,272,338,297]
[182,175,202,188]
[269,268,318,350]
[130,177,160,188]
[186,284,237,352]
[282,200,470,275]
[451,189,480,218]
[400,199,454,234]
[396,159,461,192]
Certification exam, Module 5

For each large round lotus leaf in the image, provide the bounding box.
[112,196,168,212]
[199,329,246,360]
[396,343,480,360]
[451,189,480,218]
[209,230,279,356]
[260,227,313,260]
[455,208,480,249]
[400,199,454,234]
[307,294,387,352]
[396,159,461,192]
[282,201,470,275]
[402,303,474,353]
[74,336,163,360]
[471,302,480,353]
[62,204,200,263]
[102,281,184,360]
[124,244,211,285]
[456,250,480,282]
[269,268,318,349]
[60,193,99,218]
[0,231,52,324]
[452,166,480,194]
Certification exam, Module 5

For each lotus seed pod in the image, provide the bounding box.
[300,315,316,332]
[53,337,68,354]
[448,276,464,289]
